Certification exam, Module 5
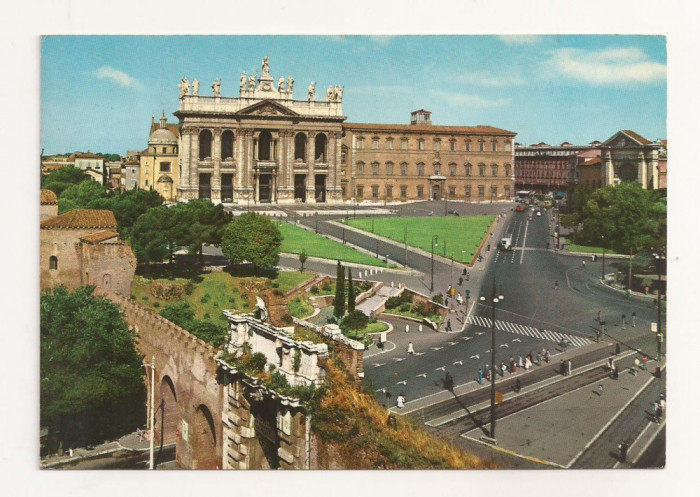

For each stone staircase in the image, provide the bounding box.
[356,284,402,317]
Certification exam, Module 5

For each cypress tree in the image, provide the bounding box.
[347,267,356,312]
[334,260,345,318]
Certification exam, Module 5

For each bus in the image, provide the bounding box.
[516,190,534,203]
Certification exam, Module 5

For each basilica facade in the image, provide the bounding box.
[174,58,345,204]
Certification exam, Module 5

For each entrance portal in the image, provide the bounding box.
[432,183,441,200]
[199,173,212,200]
[156,376,178,446]
[294,174,307,202]
[259,174,273,203]
[314,174,326,203]
[221,173,234,202]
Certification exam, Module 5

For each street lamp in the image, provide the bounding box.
[142,356,156,470]
[430,235,439,292]
[653,250,665,361]
[601,235,606,282]
[480,280,504,439]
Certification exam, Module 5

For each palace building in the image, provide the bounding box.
[174,57,345,204]
[342,110,516,202]
[139,113,180,201]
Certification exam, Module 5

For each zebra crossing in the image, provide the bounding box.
[467,315,592,347]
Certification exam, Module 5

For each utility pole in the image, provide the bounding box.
[376,239,379,258]
[149,355,155,470]
[404,225,408,267]
[601,235,606,281]
[480,280,503,440]
[430,235,438,292]
[656,252,664,361]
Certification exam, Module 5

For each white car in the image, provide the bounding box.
[536,211,542,216]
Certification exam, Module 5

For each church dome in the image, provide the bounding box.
[149,127,177,145]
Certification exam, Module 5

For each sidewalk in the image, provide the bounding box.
[40,430,151,469]
[460,362,661,468]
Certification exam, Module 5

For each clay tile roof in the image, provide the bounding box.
[343,122,516,136]
[40,189,58,204]
[79,230,121,244]
[622,130,651,145]
[580,158,602,166]
[41,209,117,229]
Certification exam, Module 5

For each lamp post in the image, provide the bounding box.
[601,235,606,281]
[430,235,439,292]
[654,251,664,361]
[142,356,156,470]
[480,280,504,439]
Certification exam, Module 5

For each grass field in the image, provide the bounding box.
[566,241,623,255]
[345,216,495,263]
[277,222,389,267]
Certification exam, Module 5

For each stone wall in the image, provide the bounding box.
[40,203,58,221]
[40,229,92,292]
[81,242,137,296]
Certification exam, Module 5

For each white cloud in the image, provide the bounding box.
[498,35,543,46]
[456,71,524,87]
[547,47,666,85]
[429,89,511,108]
[94,66,138,87]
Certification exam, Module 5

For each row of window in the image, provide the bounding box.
[355,184,511,199]
[516,162,568,169]
[356,162,511,177]
[519,171,566,179]
[356,137,512,152]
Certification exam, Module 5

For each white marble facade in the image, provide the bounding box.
[175,57,345,204]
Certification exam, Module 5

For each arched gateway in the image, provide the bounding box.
[176,57,345,205]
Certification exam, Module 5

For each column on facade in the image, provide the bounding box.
[212,129,222,202]
[242,130,253,202]
[191,129,200,195]
[640,152,648,189]
[285,131,294,189]
[234,131,244,190]
[650,148,659,189]
[307,132,316,202]
[179,128,192,195]
[603,150,613,186]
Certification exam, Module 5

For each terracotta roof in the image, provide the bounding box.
[79,230,121,244]
[71,152,105,160]
[41,209,117,229]
[343,122,516,136]
[580,158,602,166]
[150,122,180,139]
[622,130,651,145]
[40,189,58,204]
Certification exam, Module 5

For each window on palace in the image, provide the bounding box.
[449,164,457,176]
[417,163,425,176]
[372,163,379,175]
[449,186,455,198]
[450,140,456,151]
[491,141,497,152]
[505,143,511,152]
[314,134,327,162]
[386,185,393,198]
[221,130,235,160]
[478,185,485,198]
[357,137,364,150]
[505,187,511,198]
[372,138,379,149]
[357,185,364,198]
[492,165,498,176]
[199,129,213,160]
[418,139,425,150]
[434,141,441,152]
[417,185,424,199]
[504,164,511,176]
[479,142,486,152]
[401,138,408,150]
[162,147,167,154]
[479,165,486,176]
[491,186,497,198]
[400,163,408,176]
[434,165,440,175]
[357,162,364,175]
[465,164,472,176]
[372,185,379,198]
[465,186,471,198]
[49,256,58,270]
[294,133,307,161]
[400,185,407,197]
[386,163,394,176]
[160,162,171,173]
[145,179,149,186]
[341,145,347,164]
[465,141,471,152]
[386,138,394,150]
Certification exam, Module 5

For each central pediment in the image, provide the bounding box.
[237,99,300,118]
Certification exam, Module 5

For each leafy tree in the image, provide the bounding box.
[432,293,444,305]
[560,213,581,235]
[159,302,228,347]
[41,166,90,196]
[340,310,369,332]
[571,184,593,217]
[334,261,345,318]
[178,199,231,264]
[131,206,188,265]
[57,180,110,214]
[299,249,308,272]
[221,212,282,274]
[108,189,164,238]
[159,301,196,328]
[347,267,356,313]
[40,286,145,450]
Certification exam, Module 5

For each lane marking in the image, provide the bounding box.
[520,220,529,264]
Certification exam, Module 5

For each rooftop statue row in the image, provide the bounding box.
[178,77,222,98]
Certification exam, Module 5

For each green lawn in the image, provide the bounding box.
[383,308,444,326]
[345,216,495,263]
[277,222,389,267]
[565,241,623,255]
[275,270,316,292]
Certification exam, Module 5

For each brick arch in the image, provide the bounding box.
[192,403,218,469]
[155,374,178,446]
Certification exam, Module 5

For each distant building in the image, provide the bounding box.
[343,110,517,202]
[40,189,58,220]
[41,155,74,174]
[515,142,594,194]
[121,159,140,191]
[140,113,180,201]
[40,208,136,296]
[71,151,106,174]
[106,162,122,189]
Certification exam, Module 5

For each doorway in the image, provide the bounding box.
[432,183,441,200]
[259,174,273,203]
[199,173,212,199]
[294,174,307,202]
[315,174,326,203]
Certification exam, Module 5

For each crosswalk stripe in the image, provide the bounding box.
[468,314,590,348]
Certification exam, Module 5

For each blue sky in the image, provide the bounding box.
[41,35,666,155]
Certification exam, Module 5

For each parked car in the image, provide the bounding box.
[516,204,527,212]
[448,209,459,216]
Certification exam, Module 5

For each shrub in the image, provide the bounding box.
[271,282,280,289]
[203,312,211,319]
[399,302,411,312]
[386,296,402,309]
[340,310,369,332]
[310,285,320,295]
[322,282,333,293]
[281,313,293,325]
[228,297,236,303]
[153,302,160,308]
[200,293,211,304]
[431,294,444,306]
[142,296,149,301]
[412,301,427,316]
[240,352,268,375]
[273,289,284,296]
[293,349,302,372]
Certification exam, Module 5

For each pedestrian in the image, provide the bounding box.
[597,384,604,395]
[582,260,586,269]
[405,324,410,333]
[396,392,405,409]
[615,343,621,355]
[459,277,463,286]
[634,356,641,372]
[641,355,648,370]
[418,324,423,333]
[518,354,524,368]
[655,404,663,424]
[525,356,532,370]
[560,360,566,375]
[608,357,614,371]
[477,368,483,385]
[407,342,414,355]
[463,268,467,276]
[622,314,626,329]
[485,365,491,381]
[515,378,521,392]
[446,319,452,331]
[632,312,636,327]
[536,352,542,365]
[554,280,559,290]
[501,361,507,377]
[445,372,454,392]
[619,440,628,463]
[545,349,551,363]
[567,359,572,376]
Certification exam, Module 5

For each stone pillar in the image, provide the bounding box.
[191,129,200,195]
[307,132,316,203]
[603,150,613,186]
[639,152,648,189]
[178,127,192,199]
[234,130,244,187]
[212,129,222,202]
[649,148,659,189]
